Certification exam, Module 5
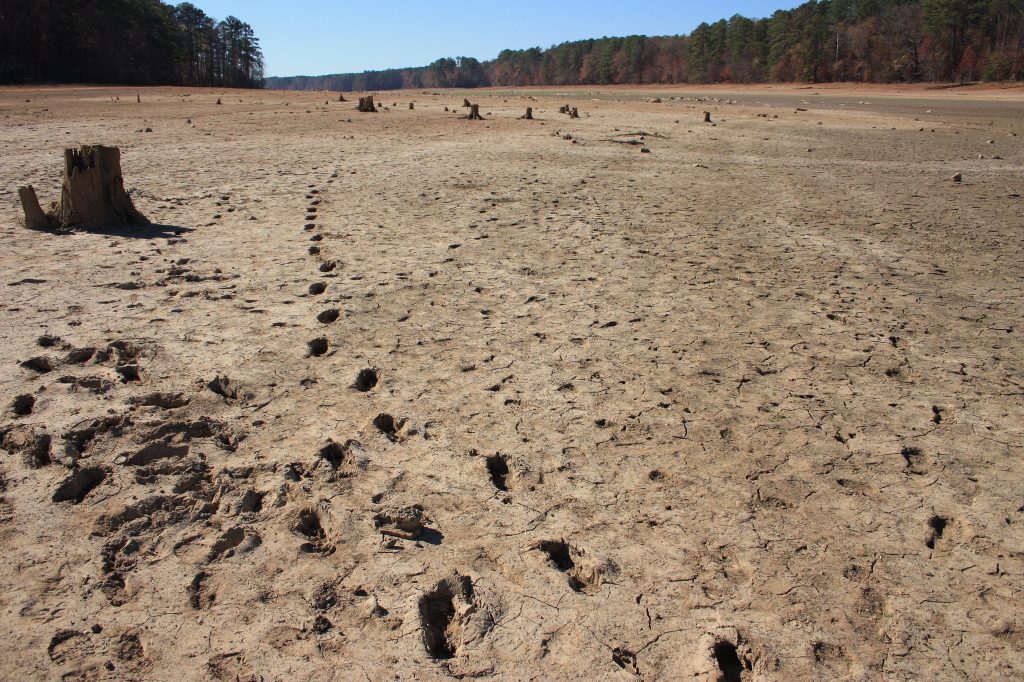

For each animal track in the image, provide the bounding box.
[485,453,510,491]
[317,309,340,324]
[307,337,329,357]
[21,356,53,373]
[535,539,613,593]
[353,368,378,391]
[419,574,473,660]
[294,506,331,554]
[52,467,107,504]
[11,394,35,416]
[926,515,948,550]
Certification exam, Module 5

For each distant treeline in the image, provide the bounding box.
[266,0,1023,91]
[0,1,265,87]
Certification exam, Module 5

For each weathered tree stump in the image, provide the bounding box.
[570,107,579,119]
[216,97,222,105]
[520,107,534,120]
[559,106,567,114]
[19,145,149,231]
[466,104,484,120]
[409,102,414,110]
[703,111,712,123]
[338,93,346,102]
[357,96,377,112]
[18,187,50,230]
[463,98,472,108]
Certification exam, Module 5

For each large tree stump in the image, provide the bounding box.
[465,104,484,120]
[520,107,534,120]
[19,145,149,231]
[357,96,377,112]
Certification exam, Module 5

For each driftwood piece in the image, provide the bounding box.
[520,107,534,120]
[465,104,484,120]
[357,96,377,112]
[20,145,149,231]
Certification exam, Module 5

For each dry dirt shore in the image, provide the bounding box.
[0,84,1022,680]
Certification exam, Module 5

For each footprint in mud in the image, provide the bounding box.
[534,539,615,593]
[52,467,108,504]
[901,446,929,475]
[307,337,329,357]
[925,515,949,551]
[293,505,333,554]
[20,356,54,373]
[189,571,216,609]
[115,364,142,383]
[315,439,362,479]
[484,453,510,491]
[66,347,97,364]
[206,526,261,561]
[353,368,378,392]
[419,574,480,660]
[11,394,35,416]
[373,504,439,542]
[373,413,401,440]
[121,441,189,466]
[1,425,51,468]
[129,392,189,409]
[317,309,340,324]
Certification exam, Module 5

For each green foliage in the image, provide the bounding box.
[0,0,264,87]
[264,0,1024,90]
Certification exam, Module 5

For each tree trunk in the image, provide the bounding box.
[357,96,377,112]
[520,107,534,120]
[47,146,149,230]
[466,104,484,120]
[703,111,712,123]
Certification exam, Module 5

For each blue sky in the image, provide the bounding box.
[197,1,807,77]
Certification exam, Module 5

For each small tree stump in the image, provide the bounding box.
[338,93,346,102]
[559,106,567,114]
[519,107,534,120]
[18,186,50,230]
[703,111,712,123]
[570,107,579,119]
[216,97,222,105]
[409,102,414,110]
[463,98,472,108]
[466,104,484,120]
[357,96,377,112]
[20,145,148,231]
